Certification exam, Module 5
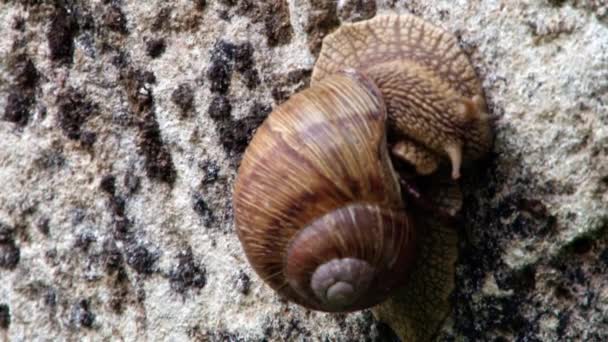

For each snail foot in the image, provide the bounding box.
[399,179,463,227]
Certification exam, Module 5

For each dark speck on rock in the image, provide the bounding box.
[236,270,251,295]
[337,0,377,22]
[136,286,146,303]
[566,235,594,255]
[554,283,572,299]
[305,1,340,55]
[0,304,10,329]
[217,9,231,21]
[152,7,172,32]
[249,102,271,118]
[111,50,129,68]
[70,299,95,328]
[208,95,232,120]
[600,249,608,266]
[171,83,195,115]
[282,319,311,340]
[36,217,50,236]
[271,68,312,103]
[120,68,176,185]
[146,38,166,58]
[76,9,95,32]
[103,4,128,34]
[44,289,57,307]
[262,1,293,47]
[0,223,14,242]
[211,101,270,156]
[192,194,215,226]
[12,16,25,31]
[168,247,207,294]
[3,57,39,126]
[34,148,65,170]
[100,175,117,195]
[557,311,571,338]
[219,0,237,6]
[14,57,39,89]
[233,42,260,89]
[234,42,254,73]
[548,0,567,6]
[241,68,260,89]
[207,40,236,94]
[207,40,262,91]
[145,3,203,32]
[518,198,548,218]
[0,241,20,270]
[45,248,58,262]
[112,216,132,241]
[124,172,141,195]
[74,230,96,252]
[286,69,312,85]
[102,239,124,273]
[4,92,33,126]
[108,267,130,314]
[48,6,77,63]
[126,244,158,274]
[79,131,97,148]
[189,326,248,342]
[496,265,536,293]
[121,68,156,113]
[57,89,98,141]
[138,119,177,184]
[194,0,206,11]
[101,174,127,218]
[207,85,270,156]
[199,160,220,185]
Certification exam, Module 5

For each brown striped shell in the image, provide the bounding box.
[233,72,417,312]
[313,14,492,179]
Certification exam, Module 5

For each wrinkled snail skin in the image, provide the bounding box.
[234,72,417,312]
[313,15,493,179]
[233,14,492,314]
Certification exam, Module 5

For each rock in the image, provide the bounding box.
[0,1,606,341]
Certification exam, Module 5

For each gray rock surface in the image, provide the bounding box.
[0,0,606,341]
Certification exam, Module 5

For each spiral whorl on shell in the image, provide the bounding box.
[233,72,417,312]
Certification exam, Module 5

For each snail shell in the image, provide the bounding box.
[233,14,492,315]
[234,72,417,312]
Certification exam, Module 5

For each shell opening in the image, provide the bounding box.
[310,258,374,310]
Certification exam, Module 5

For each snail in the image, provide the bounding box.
[233,13,491,317]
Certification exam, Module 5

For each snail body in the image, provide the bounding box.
[233,14,492,315]
[313,15,492,179]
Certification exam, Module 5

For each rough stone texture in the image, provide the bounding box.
[0,0,606,341]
